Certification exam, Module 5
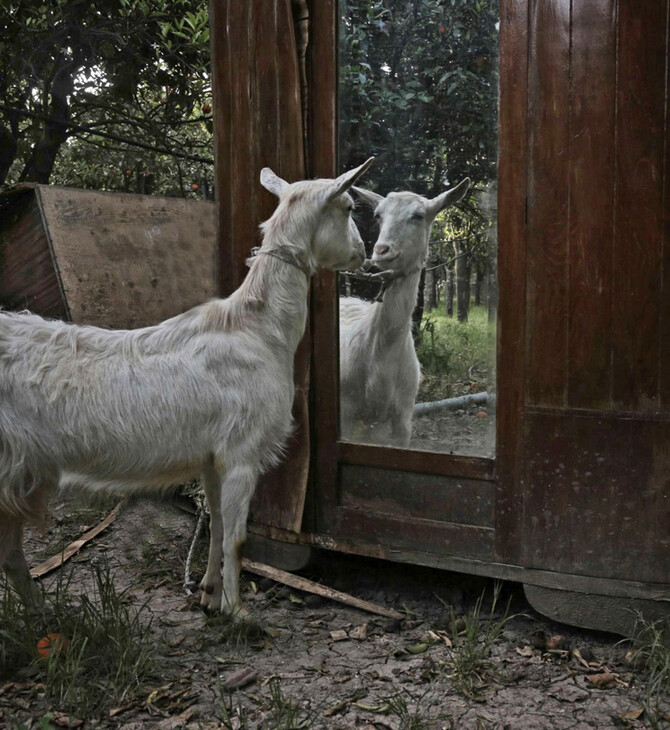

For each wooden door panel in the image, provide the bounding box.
[524,411,670,582]
[526,0,571,408]
[567,0,616,409]
[612,1,668,412]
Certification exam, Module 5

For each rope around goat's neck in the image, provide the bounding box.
[344,262,423,302]
[249,246,313,280]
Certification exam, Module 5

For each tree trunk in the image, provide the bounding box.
[456,241,470,322]
[412,268,425,343]
[424,266,436,311]
[474,266,485,306]
[19,64,73,184]
[445,266,454,317]
[0,125,17,185]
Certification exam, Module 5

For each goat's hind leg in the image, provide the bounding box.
[200,464,224,612]
[0,514,43,613]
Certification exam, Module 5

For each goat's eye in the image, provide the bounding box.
[411,212,424,221]
[373,212,381,221]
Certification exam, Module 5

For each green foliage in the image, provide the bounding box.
[0,0,212,193]
[417,304,494,400]
[263,676,321,729]
[340,0,498,195]
[627,616,670,730]
[444,581,515,700]
[0,562,154,718]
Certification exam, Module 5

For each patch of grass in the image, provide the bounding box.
[627,616,670,729]
[0,561,155,719]
[444,582,515,699]
[385,688,436,730]
[216,685,253,729]
[206,609,267,650]
[417,305,494,402]
[260,676,320,729]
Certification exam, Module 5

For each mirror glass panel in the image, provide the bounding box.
[338,0,498,457]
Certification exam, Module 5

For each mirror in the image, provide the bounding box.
[338,0,498,457]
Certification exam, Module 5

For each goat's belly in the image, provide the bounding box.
[59,458,207,494]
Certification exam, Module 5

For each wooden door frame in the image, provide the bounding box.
[307,0,526,566]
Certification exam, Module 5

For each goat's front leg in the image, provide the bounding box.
[0,517,43,613]
[200,464,224,611]
[220,464,258,617]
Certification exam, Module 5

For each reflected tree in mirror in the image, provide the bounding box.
[338,0,499,457]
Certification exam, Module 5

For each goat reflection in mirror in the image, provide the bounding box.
[339,178,470,448]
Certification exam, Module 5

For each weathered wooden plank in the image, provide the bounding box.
[525,0,571,407]
[660,2,670,411]
[340,464,495,528]
[524,411,670,583]
[37,187,217,328]
[338,441,494,481]
[309,0,339,530]
[612,1,667,411]
[331,506,496,562]
[211,1,309,533]
[567,0,616,409]
[0,193,67,317]
[495,0,529,564]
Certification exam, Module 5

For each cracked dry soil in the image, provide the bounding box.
[1,497,667,730]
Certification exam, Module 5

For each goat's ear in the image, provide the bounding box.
[326,157,375,201]
[426,177,471,219]
[260,168,290,198]
[352,186,384,210]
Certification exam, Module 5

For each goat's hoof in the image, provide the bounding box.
[222,601,249,620]
[200,588,223,613]
[199,581,215,595]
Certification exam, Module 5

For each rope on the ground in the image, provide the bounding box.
[183,505,206,596]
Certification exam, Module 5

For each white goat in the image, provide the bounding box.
[339,178,470,447]
[0,159,373,616]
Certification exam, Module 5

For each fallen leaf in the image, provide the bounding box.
[619,707,644,721]
[516,645,534,658]
[50,713,83,728]
[572,648,591,668]
[586,672,617,689]
[324,699,348,717]
[155,709,195,730]
[353,701,390,714]
[405,642,429,654]
[475,411,487,418]
[350,623,368,641]
[330,629,349,642]
[109,704,135,718]
[546,634,569,650]
[221,667,257,690]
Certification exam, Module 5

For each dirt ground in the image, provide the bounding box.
[410,408,495,458]
[1,496,667,729]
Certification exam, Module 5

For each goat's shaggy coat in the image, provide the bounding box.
[340,179,470,447]
[0,159,373,615]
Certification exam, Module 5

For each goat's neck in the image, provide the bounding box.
[372,267,422,345]
[243,240,311,355]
